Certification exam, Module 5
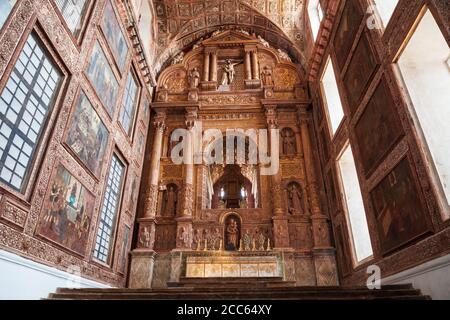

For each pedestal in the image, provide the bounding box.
[128,250,157,289]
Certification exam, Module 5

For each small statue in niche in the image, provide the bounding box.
[177,226,190,247]
[243,229,252,251]
[258,232,266,251]
[288,183,304,215]
[139,226,151,248]
[211,228,221,250]
[188,67,200,88]
[261,65,274,86]
[282,129,296,155]
[193,229,202,250]
[163,185,177,216]
[225,217,239,250]
[221,59,241,85]
[277,48,292,62]
[258,35,270,48]
[171,51,184,65]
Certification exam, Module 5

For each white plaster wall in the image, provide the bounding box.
[374,0,399,28]
[0,250,111,300]
[382,254,450,300]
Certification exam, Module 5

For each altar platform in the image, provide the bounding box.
[183,251,282,278]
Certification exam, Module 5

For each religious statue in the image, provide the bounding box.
[177,226,190,247]
[288,183,304,215]
[277,48,292,62]
[188,67,200,88]
[238,28,250,36]
[139,226,151,248]
[243,229,252,251]
[221,59,241,86]
[258,232,266,251]
[171,51,184,65]
[193,229,202,250]
[282,129,296,155]
[261,65,274,86]
[258,35,270,48]
[225,217,239,250]
[163,186,177,216]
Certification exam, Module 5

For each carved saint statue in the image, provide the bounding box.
[193,229,202,250]
[243,229,252,251]
[188,67,200,88]
[139,226,151,248]
[221,59,241,85]
[277,48,292,62]
[258,35,270,48]
[282,129,296,155]
[288,184,304,215]
[225,218,239,250]
[163,186,177,216]
[261,65,274,86]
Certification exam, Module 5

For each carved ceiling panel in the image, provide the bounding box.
[152,0,307,73]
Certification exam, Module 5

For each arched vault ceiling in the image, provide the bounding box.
[152,0,307,71]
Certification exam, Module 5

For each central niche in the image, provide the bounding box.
[224,213,241,251]
[212,164,255,209]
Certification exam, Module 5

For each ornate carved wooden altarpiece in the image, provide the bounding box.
[128,30,338,288]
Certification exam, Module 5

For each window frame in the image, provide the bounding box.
[393,6,450,221]
[92,150,127,266]
[335,141,374,268]
[0,0,20,36]
[319,55,346,138]
[0,24,68,200]
[118,66,141,139]
[50,0,94,48]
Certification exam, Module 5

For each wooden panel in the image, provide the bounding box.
[370,157,431,255]
[334,0,364,70]
[354,78,404,174]
[343,33,378,114]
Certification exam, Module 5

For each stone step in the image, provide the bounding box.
[49,285,430,300]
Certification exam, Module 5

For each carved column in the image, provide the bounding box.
[297,107,338,286]
[175,107,198,251]
[265,105,290,249]
[251,51,260,80]
[129,111,166,289]
[203,51,210,82]
[144,111,166,219]
[244,50,252,80]
[210,50,218,83]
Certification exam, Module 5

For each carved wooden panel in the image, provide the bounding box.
[334,0,364,70]
[343,33,378,115]
[370,156,432,255]
[354,77,404,175]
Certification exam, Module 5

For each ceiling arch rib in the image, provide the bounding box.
[152,0,307,73]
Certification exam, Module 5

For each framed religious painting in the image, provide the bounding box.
[370,156,432,255]
[65,90,109,177]
[36,164,95,256]
[101,0,129,73]
[85,40,119,117]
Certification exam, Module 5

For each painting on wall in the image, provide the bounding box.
[119,225,130,274]
[355,78,404,175]
[343,33,379,114]
[37,164,95,256]
[65,91,109,177]
[370,157,431,255]
[334,0,364,70]
[86,41,119,116]
[101,0,129,73]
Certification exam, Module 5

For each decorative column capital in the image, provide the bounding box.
[153,111,167,131]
